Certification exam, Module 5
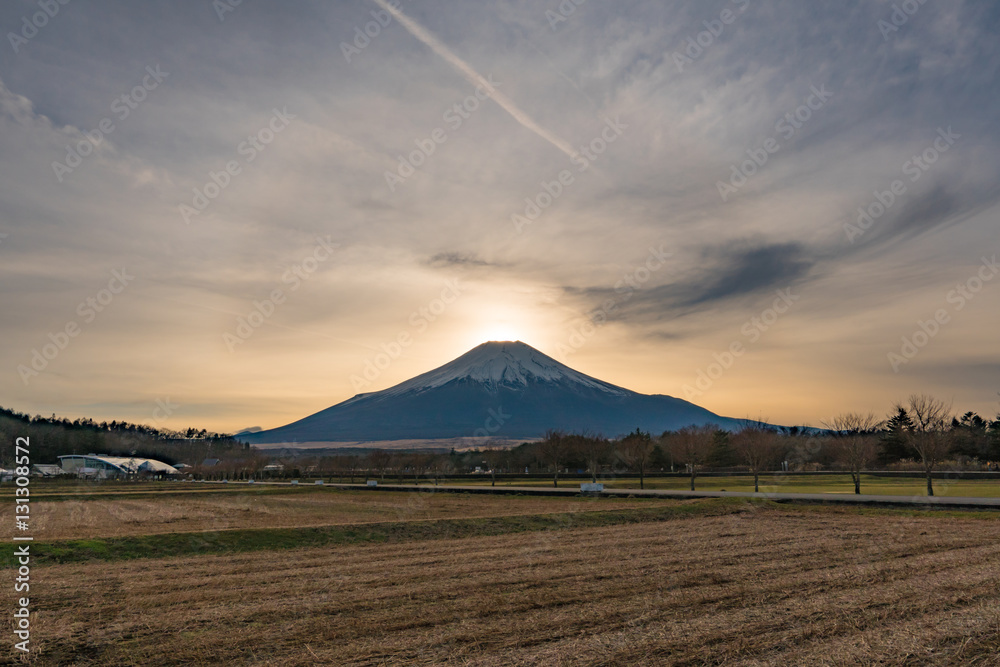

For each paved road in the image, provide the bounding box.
[233,480,1000,509]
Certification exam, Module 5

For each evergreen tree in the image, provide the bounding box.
[705,430,738,467]
[990,415,1000,461]
[950,412,989,459]
[879,406,913,464]
[649,443,670,471]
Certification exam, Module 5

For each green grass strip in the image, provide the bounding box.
[2,497,765,568]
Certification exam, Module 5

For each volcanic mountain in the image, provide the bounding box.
[241,341,745,445]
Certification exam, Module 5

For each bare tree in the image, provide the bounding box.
[297,455,318,480]
[901,394,953,496]
[367,449,391,481]
[617,428,653,489]
[824,413,883,494]
[665,425,715,491]
[732,422,779,493]
[408,452,434,484]
[573,433,612,483]
[430,454,452,485]
[538,430,569,487]
[482,445,505,487]
[344,454,361,484]
[244,450,269,481]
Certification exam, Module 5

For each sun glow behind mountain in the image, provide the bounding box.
[460,305,553,354]
[472,325,521,345]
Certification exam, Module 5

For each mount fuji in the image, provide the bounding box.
[241,341,745,445]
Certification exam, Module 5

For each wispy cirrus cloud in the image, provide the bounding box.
[0,0,999,429]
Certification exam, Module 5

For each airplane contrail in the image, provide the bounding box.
[369,0,579,160]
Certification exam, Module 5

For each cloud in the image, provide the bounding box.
[427,252,496,269]
[561,240,817,329]
[1,0,1000,430]
[853,184,1000,251]
[680,242,815,308]
[369,0,579,160]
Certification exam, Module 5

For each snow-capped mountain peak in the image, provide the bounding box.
[242,340,746,444]
[380,341,629,397]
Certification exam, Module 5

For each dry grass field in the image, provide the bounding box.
[4,494,1000,666]
[0,488,651,541]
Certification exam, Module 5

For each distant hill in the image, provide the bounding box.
[242,341,747,445]
[0,406,245,467]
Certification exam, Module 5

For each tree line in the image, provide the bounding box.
[0,406,246,469]
[336,394,997,497]
[4,394,998,496]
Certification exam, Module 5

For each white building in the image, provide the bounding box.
[32,464,66,477]
[58,454,179,479]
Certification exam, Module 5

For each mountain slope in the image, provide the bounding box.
[242,341,745,444]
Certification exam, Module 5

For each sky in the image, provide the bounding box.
[1,0,999,433]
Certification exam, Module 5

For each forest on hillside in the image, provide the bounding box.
[0,406,246,468]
